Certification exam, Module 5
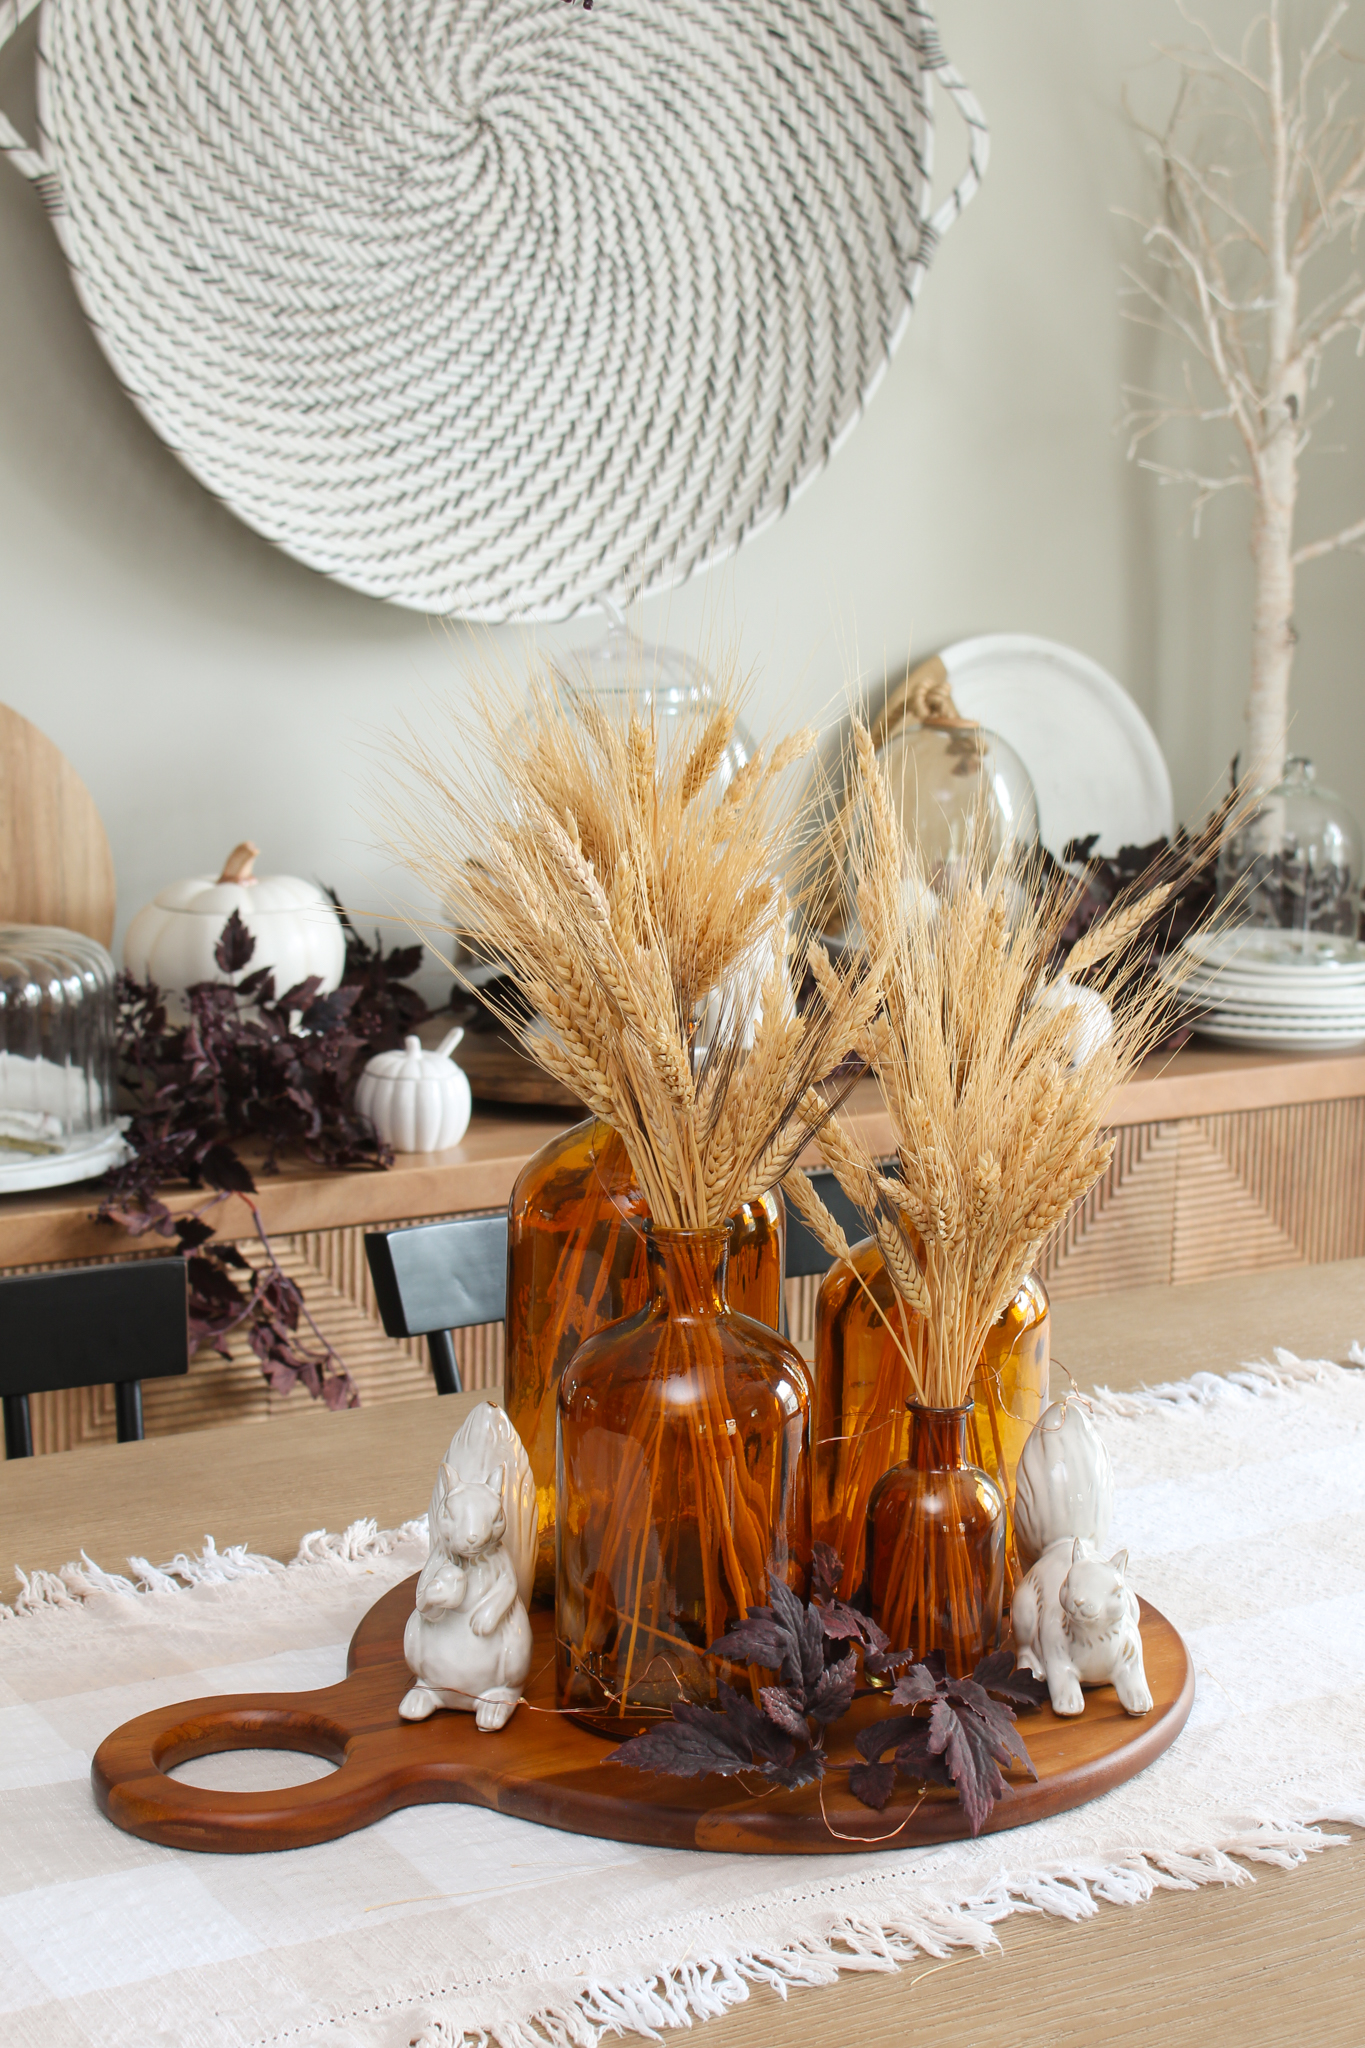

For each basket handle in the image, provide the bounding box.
[916,8,991,257]
[0,0,54,190]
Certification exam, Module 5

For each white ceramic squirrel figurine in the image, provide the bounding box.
[1012,1536,1153,1718]
[400,1403,537,1731]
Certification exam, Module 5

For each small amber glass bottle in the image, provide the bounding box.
[556,1223,811,1736]
[865,1405,1006,1675]
[813,1244,1048,1599]
[505,1118,784,1602]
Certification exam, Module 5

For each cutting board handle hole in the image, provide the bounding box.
[167,1750,339,1794]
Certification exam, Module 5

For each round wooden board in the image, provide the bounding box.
[93,1577,1194,1856]
[0,703,116,947]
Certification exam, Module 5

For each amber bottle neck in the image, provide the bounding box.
[906,1403,971,1468]
[646,1226,731,1318]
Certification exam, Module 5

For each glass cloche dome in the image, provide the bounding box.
[0,926,125,1188]
[1216,758,1362,938]
[555,619,758,793]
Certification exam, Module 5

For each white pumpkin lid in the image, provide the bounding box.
[362,1028,465,1082]
[151,843,337,916]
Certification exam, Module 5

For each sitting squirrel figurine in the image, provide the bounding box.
[400,1403,537,1731]
[1012,1536,1153,1718]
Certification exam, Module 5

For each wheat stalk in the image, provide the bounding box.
[813,720,1227,1409]
[382,654,869,1231]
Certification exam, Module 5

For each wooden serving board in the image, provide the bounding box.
[92,1579,1194,1856]
[0,702,116,946]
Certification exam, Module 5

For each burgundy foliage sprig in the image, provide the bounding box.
[96,906,429,1407]
[607,1543,1047,1835]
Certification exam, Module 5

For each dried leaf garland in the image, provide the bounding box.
[606,1543,1045,1834]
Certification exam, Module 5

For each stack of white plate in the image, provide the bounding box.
[1171,930,1365,1051]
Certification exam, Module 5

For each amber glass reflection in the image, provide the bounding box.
[556,1225,811,1736]
[866,1406,1005,1675]
[813,1243,1048,1600]
[812,1238,924,1599]
[966,1269,1050,1588]
[505,1118,784,1603]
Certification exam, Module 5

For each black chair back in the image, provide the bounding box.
[0,1258,190,1459]
[365,1210,509,1396]
[783,1167,875,1281]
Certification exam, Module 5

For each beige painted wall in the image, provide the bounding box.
[0,1,1361,992]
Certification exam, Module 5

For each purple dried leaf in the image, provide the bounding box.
[854,1713,923,1765]
[709,1615,789,1673]
[848,1760,898,1811]
[758,1686,811,1741]
[926,1696,1007,1837]
[806,1652,857,1729]
[809,1543,845,1605]
[769,1745,827,1791]
[972,1651,1050,1712]
[889,1663,939,1707]
[214,910,256,975]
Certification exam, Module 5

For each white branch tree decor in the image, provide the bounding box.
[1124,1,1365,792]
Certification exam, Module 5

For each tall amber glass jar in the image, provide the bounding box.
[556,1224,811,1736]
[865,1405,1006,1674]
[813,1243,1048,1599]
[966,1269,1050,1586]
[505,1119,784,1602]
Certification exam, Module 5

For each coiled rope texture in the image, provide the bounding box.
[0,0,986,619]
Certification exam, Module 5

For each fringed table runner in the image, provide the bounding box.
[3,1349,1364,2048]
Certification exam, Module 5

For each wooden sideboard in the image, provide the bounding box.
[7,1043,1365,1455]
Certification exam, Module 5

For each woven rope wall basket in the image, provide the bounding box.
[0,0,987,620]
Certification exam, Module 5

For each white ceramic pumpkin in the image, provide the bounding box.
[356,1028,472,1153]
[123,843,346,1011]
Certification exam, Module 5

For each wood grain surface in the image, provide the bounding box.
[91,1585,1192,1856]
[0,700,116,945]
[0,1048,1361,1269]
[5,1264,1362,2043]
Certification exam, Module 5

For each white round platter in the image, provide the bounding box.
[0,0,987,622]
[1191,1009,1365,1034]
[0,1126,129,1194]
[1181,931,1365,977]
[1195,1021,1365,1050]
[942,635,1173,859]
[1175,975,1365,1014]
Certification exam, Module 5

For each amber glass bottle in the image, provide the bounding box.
[505,1119,784,1602]
[812,1243,1048,1599]
[866,1405,1006,1675]
[966,1269,1051,1586]
[556,1224,811,1736]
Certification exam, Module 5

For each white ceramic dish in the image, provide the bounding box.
[1181,930,1365,977]
[1193,1011,1365,1035]
[0,1124,129,1193]
[1176,976,1365,1013]
[1196,1021,1365,1050]
[940,634,1173,859]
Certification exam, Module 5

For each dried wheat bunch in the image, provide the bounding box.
[788,720,1218,1407]
[386,657,880,1228]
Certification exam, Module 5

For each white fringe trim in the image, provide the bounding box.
[6,1351,1362,2045]
[1,1515,428,1623]
[311,1822,1351,2048]
[1088,1345,1358,1419]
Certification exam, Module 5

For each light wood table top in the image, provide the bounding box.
[2,1040,1362,1266]
[2,1261,1361,2045]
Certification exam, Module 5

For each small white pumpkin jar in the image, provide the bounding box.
[124,842,346,1015]
[356,1028,472,1153]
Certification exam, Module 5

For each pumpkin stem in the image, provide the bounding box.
[218,841,260,885]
